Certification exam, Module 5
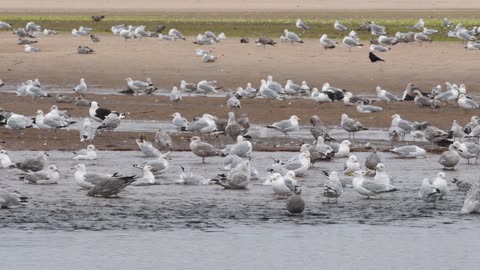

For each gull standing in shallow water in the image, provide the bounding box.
[266,115,300,138]
[211,160,251,189]
[177,165,208,185]
[438,142,461,170]
[286,187,305,214]
[131,165,157,186]
[352,170,398,198]
[73,78,87,94]
[73,144,97,160]
[323,171,343,203]
[433,172,448,199]
[189,136,224,163]
[461,180,480,214]
[419,178,442,207]
[0,189,28,208]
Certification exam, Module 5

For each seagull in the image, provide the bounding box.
[432,172,449,199]
[423,27,438,35]
[286,186,305,214]
[369,44,390,52]
[295,19,310,32]
[320,34,337,49]
[89,101,124,122]
[197,80,219,95]
[378,35,398,45]
[72,28,89,36]
[342,36,363,51]
[340,113,368,139]
[169,87,182,102]
[73,144,97,160]
[75,95,90,107]
[452,178,472,192]
[189,136,224,163]
[419,178,442,207]
[334,20,348,31]
[92,15,105,22]
[0,188,28,208]
[154,129,172,151]
[90,34,101,43]
[24,44,40,53]
[135,135,162,157]
[270,153,311,177]
[259,80,283,100]
[376,86,400,103]
[225,112,249,141]
[365,148,382,171]
[22,164,59,185]
[0,21,12,29]
[458,94,479,110]
[438,142,461,170]
[310,115,334,142]
[443,18,453,27]
[352,170,398,198]
[266,115,300,138]
[391,145,427,158]
[323,171,343,203]
[87,175,136,198]
[77,46,95,54]
[43,29,57,36]
[356,101,384,113]
[270,173,295,196]
[131,165,157,186]
[187,114,217,134]
[168,28,186,40]
[227,94,241,110]
[177,165,209,185]
[335,140,352,158]
[26,80,49,100]
[283,29,303,43]
[344,155,360,175]
[0,150,15,169]
[72,164,118,189]
[412,19,425,30]
[373,163,395,189]
[465,41,480,50]
[74,78,87,94]
[125,78,153,95]
[180,80,197,93]
[171,112,188,131]
[6,113,34,133]
[15,152,48,172]
[211,160,251,189]
[414,33,432,44]
[255,37,277,47]
[96,113,121,133]
[17,38,38,45]
[79,117,95,142]
[461,180,480,214]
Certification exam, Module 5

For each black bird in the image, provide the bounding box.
[369,52,384,62]
[91,15,105,22]
[240,37,250,43]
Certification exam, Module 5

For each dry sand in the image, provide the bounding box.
[0,33,478,92]
[2,0,480,12]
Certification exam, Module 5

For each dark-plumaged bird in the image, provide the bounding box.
[255,37,276,47]
[240,37,250,43]
[77,46,95,54]
[91,15,105,22]
[90,34,100,43]
[369,52,384,62]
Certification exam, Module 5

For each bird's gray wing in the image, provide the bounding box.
[195,142,221,156]
[284,178,295,192]
[83,172,111,185]
[284,160,302,170]
[385,91,400,101]
[187,119,209,131]
[362,180,391,193]
[273,120,292,130]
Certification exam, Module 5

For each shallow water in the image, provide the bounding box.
[1,150,479,269]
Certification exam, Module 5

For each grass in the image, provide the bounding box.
[2,13,480,41]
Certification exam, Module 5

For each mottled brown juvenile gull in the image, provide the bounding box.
[15,152,48,172]
[286,187,305,214]
[190,136,224,163]
[340,113,368,139]
[461,180,480,214]
[87,175,136,198]
[438,142,461,170]
[225,112,249,140]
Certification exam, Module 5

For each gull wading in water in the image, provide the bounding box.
[266,115,300,138]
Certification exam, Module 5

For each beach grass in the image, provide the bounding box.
[2,13,480,41]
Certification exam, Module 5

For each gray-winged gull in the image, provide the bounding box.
[432,172,448,199]
[438,142,461,170]
[419,178,441,206]
[340,113,368,139]
[323,171,343,203]
[461,180,480,214]
[334,20,348,31]
[267,115,300,138]
[0,188,28,208]
[352,170,398,198]
[22,164,59,185]
[73,144,97,160]
[211,160,251,189]
[320,34,337,49]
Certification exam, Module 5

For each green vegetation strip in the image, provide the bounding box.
[2,15,480,41]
